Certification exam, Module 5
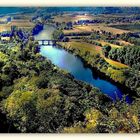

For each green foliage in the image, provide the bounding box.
[36,73,49,89]
[102,44,112,57]
[63,99,140,133]
[101,45,140,94]
[52,29,64,41]
[107,46,140,70]
[0,25,139,133]
[2,70,111,132]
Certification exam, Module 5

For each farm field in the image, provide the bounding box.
[58,41,100,55]
[0,24,11,32]
[75,25,130,34]
[0,19,34,32]
[96,40,123,48]
[104,57,129,68]
[109,24,140,32]
[9,20,34,28]
[117,40,134,46]
[63,24,130,35]
[53,14,95,23]
[63,27,85,34]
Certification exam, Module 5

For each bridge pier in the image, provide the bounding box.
[53,41,56,46]
[42,40,45,45]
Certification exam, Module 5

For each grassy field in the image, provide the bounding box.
[53,14,73,23]
[104,57,129,68]
[63,27,84,34]
[59,41,128,69]
[109,24,140,32]
[118,40,134,46]
[0,24,11,32]
[74,25,129,34]
[63,24,129,35]
[53,14,94,23]
[96,40,123,48]
[0,20,34,33]
[8,20,34,28]
[59,41,100,55]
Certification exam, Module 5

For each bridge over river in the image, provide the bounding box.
[37,40,57,46]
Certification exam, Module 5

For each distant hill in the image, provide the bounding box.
[35,7,140,14]
[1,7,140,16]
[0,7,36,16]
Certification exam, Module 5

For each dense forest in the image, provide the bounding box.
[103,45,140,70]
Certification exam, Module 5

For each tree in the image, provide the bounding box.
[52,29,64,41]
[36,76,48,89]
[102,45,111,57]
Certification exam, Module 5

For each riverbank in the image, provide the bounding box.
[57,41,138,97]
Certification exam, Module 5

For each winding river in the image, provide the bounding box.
[34,25,132,103]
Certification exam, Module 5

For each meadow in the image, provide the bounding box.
[110,24,140,32]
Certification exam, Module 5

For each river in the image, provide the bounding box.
[34,25,132,103]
